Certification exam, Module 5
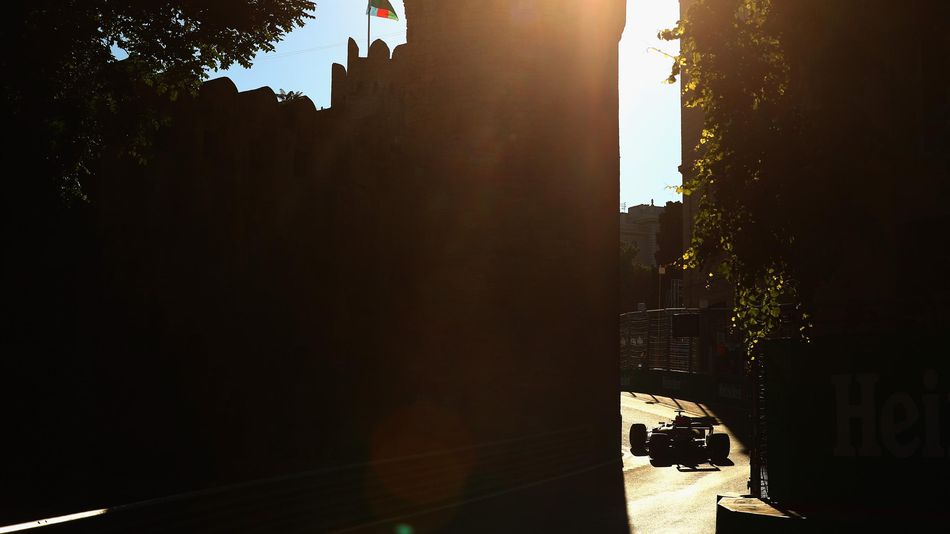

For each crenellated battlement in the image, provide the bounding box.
[330,38,405,113]
[191,76,333,140]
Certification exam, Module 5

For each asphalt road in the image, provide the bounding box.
[620,392,751,534]
[6,393,748,534]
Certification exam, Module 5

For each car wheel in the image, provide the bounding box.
[707,433,730,462]
[629,424,647,453]
[648,433,670,462]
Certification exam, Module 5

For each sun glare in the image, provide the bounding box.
[0,509,109,533]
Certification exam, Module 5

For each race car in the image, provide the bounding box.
[628,410,730,465]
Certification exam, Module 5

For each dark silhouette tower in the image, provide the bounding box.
[362,2,632,529]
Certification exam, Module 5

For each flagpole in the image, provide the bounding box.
[367,7,371,55]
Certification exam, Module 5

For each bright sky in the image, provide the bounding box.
[215,0,682,210]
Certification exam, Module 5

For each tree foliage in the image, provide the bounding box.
[277,89,306,102]
[2,1,315,201]
[661,0,809,353]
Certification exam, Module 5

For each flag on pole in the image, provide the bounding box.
[367,0,399,20]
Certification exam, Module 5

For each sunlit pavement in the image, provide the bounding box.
[620,392,751,534]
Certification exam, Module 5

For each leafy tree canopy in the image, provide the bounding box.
[2,1,315,202]
[661,0,809,353]
[277,89,306,102]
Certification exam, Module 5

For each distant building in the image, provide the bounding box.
[619,201,664,266]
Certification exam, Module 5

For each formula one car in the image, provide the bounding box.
[628,410,730,465]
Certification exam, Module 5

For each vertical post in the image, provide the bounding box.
[688,319,693,374]
[750,355,762,498]
[646,311,651,370]
[666,311,671,371]
[367,9,371,55]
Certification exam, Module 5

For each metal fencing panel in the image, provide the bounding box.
[620,308,739,376]
[620,311,649,371]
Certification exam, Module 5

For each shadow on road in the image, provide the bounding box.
[675,465,721,473]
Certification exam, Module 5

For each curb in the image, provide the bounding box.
[715,495,806,533]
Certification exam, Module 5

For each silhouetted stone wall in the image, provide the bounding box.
[1,1,629,530]
[760,2,950,525]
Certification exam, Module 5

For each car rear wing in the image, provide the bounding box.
[687,416,719,427]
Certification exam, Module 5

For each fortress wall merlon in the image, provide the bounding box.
[331,63,346,109]
[391,43,406,62]
[348,36,360,65]
[199,77,239,109]
[277,96,317,135]
[279,95,316,115]
[237,86,280,125]
[368,39,391,62]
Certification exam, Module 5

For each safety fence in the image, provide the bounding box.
[620,308,741,376]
